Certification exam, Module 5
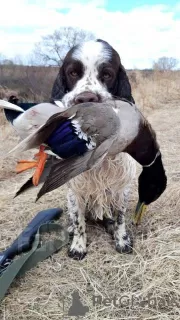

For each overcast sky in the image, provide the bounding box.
[0,0,179,68]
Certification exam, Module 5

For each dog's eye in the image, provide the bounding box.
[70,71,78,77]
[102,72,112,80]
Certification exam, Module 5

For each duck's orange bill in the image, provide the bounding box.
[15,146,48,186]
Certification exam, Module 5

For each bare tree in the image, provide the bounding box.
[0,54,4,82]
[12,55,24,65]
[33,26,96,66]
[0,53,6,63]
[153,56,179,71]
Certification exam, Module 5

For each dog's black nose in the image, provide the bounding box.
[74,92,100,104]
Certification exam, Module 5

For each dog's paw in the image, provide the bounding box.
[115,234,133,254]
[68,248,87,260]
[68,235,87,260]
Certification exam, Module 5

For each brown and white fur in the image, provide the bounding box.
[50,39,136,259]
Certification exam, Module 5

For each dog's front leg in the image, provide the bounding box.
[114,188,133,254]
[67,189,87,260]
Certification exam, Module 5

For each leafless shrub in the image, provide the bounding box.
[33,26,95,66]
[153,56,179,71]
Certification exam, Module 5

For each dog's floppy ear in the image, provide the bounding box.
[50,66,67,102]
[114,65,135,103]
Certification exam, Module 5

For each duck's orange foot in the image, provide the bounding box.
[16,146,48,186]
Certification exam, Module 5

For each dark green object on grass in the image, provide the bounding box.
[0,208,69,302]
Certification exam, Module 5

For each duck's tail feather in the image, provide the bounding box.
[14,177,34,198]
[14,156,58,197]
[0,100,25,112]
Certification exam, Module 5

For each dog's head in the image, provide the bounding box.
[51,39,134,108]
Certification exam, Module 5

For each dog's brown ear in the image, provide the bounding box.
[114,65,135,103]
[50,66,68,102]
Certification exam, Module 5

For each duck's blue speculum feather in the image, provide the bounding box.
[46,119,90,159]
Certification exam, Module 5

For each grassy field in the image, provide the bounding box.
[0,70,180,319]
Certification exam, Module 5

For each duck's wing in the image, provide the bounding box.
[35,136,115,200]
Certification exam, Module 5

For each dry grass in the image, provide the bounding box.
[0,65,58,101]
[0,71,180,319]
[131,70,180,114]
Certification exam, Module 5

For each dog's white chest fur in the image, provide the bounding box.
[68,153,136,220]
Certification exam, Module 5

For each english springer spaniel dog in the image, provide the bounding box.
[50,39,136,260]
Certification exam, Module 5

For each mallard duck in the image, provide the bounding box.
[7,99,167,225]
